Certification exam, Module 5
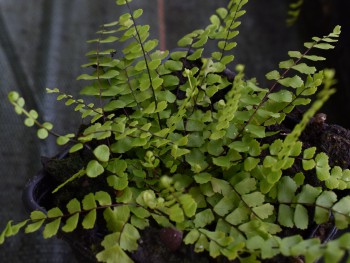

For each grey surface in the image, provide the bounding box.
[0,0,348,262]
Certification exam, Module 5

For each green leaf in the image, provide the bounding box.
[305,245,324,262]
[265,70,280,80]
[69,143,84,153]
[297,185,322,204]
[179,194,197,217]
[302,159,316,170]
[203,229,233,249]
[209,240,221,258]
[99,70,119,79]
[93,144,110,162]
[25,219,45,233]
[30,210,47,220]
[278,176,298,203]
[77,73,97,80]
[37,128,49,139]
[314,43,335,50]
[184,229,200,244]
[130,206,150,219]
[304,55,326,61]
[279,59,295,69]
[24,118,34,127]
[294,204,308,229]
[303,147,316,159]
[130,216,149,230]
[66,198,81,214]
[104,206,130,232]
[82,210,97,229]
[292,63,316,74]
[47,207,63,218]
[100,36,119,44]
[107,159,127,176]
[111,137,133,153]
[162,75,180,87]
[244,124,265,138]
[244,157,260,171]
[315,191,337,224]
[0,220,28,243]
[235,177,257,195]
[82,193,97,210]
[278,204,294,227]
[164,60,183,71]
[315,152,330,180]
[120,223,140,251]
[290,239,321,258]
[62,214,79,233]
[333,196,350,229]
[338,233,350,249]
[294,172,305,186]
[185,149,208,173]
[252,203,274,219]
[8,91,19,102]
[263,156,277,168]
[213,194,236,216]
[280,235,303,256]
[194,209,215,228]
[96,240,133,263]
[42,122,53,130]
[241,192,264,207]
[325,177,339,189]
[43,218,61,238]
[168,204,184,223]
[324,243,344,263]
[107,175,128,190]
[188,48,204,60]
[293,98,311,106]
[278,75,303,88]
[211,178,232,195]
[288,51,302,59]
[194,234,209,253]
[57,136,70,146]
[268,90,293,102]
[194,173,212,184]
[86,160,104,178]
[229,141,249,153]
[133,8,143,19]
[139,190,157,209]
[269,139,283,155]
[171,145,190,159]
[144,40,158,53]
[29,110,39,118]
[95,191,112,206]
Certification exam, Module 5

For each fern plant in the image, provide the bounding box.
[1,0,348,262]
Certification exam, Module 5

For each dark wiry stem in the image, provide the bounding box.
[126,2,163,129]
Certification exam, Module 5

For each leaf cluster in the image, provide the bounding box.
[2,0,348,262]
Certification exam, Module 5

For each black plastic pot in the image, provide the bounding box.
[22,150,99,263]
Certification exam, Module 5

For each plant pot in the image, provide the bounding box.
[22,150,99,263]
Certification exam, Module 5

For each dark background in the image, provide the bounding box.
[0,0,348,262]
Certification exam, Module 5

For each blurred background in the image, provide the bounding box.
[0,0,348,262]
